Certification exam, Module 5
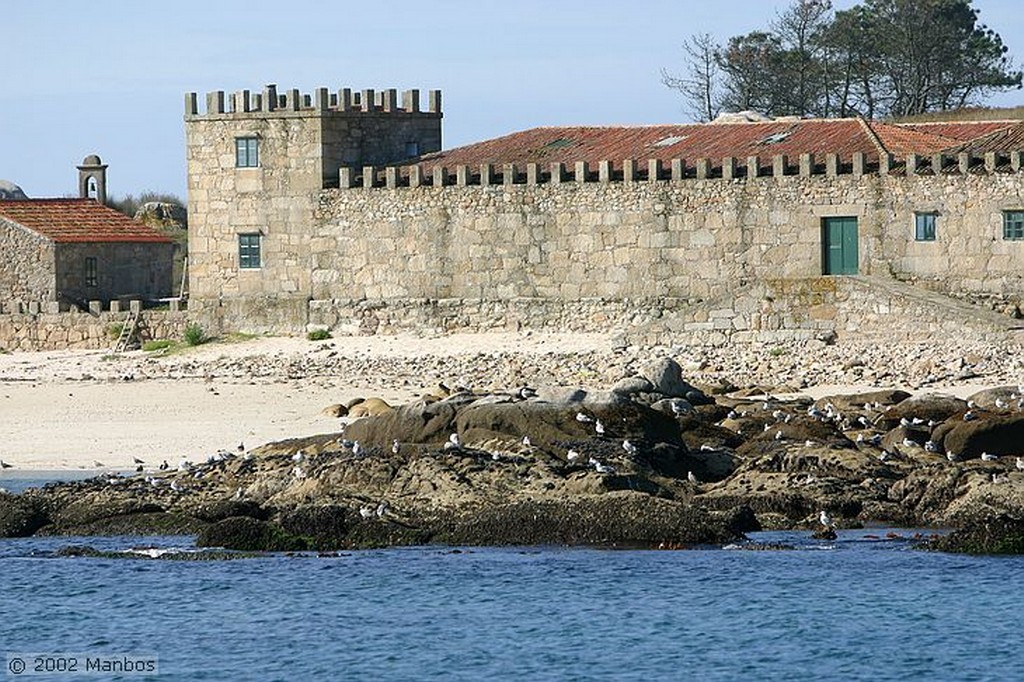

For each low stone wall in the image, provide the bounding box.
[0,307,190,352]
[304,276,1021,346]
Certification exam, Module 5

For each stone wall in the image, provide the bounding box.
[55,242,175,304]
[0,304,189,352]
[0,217,56,302]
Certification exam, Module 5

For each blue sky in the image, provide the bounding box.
[2,0,1022,200]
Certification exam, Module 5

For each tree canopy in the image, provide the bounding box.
[663,0,1022,121]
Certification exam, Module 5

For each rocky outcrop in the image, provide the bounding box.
[927,515,1024,554]
[6,367,1024,551]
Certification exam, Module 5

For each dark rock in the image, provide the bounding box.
[928,515,1024,554]
[278,505,352,548]
[0,494,48,537]
[612,376,654,396]
[434,494,749,546]
[940,414,1024,458]
[816,389,911,414]
[965,386,1020,411]
[188,500,269,523]
[196,516,309,552]
[875,393,967,430]
[344,400,459,448]
[811,527,837,540]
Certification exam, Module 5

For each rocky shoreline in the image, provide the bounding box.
[4,348,1024,554]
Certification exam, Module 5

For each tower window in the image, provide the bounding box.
[236,137,260,168]
[914,212,937,241]
[405,141,420,158]
[1003,211,1024,240]
[84,257,98,287]
[238,233,262,269]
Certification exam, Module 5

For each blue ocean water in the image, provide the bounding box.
[1,528,1021,682]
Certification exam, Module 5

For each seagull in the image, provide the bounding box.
[857,416,871,428]
[517,386,538,399]
[902,438,918,449]
[376,502,388,517]
[567,449,581,462]
[444,433,462,451]
[981,452,998,462]
[963,411,977,421]
[622,439,638,457]
[94,461,105,468]
[819,510,835,529]
[1017,457,1024,472]
[237,442,245,452]
[159,460,169,471]
[392,439,401,454]
[924,440,940,453]
[359,505,375,520]
[995,398,1008,409]
[292,466,306,479]
[595,420,606,436]
[170,480,183,492]
[133,457,145,465]
[0,460,12,469]
[522,435,532,447]
[575,412,594,423]
[899,417,911,427]
[804,440,815,447]
[687,471,700,485]
[672,400,693,416]
[178,459,192,472]
[594,461,616,475]
[352,441,363,457]
[774,430,784,440]
[878,451,892,462]
[292,451,305,463]
[947,451,960,463]
[726,410,739,420]
[491,452,500,461]
[700,443,716,452]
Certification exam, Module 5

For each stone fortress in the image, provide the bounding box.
[184,83,1024,344]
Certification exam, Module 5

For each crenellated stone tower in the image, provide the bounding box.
[183,84,441,322]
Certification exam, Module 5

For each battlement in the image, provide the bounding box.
[184,84,442,118]
[338,150,1024,189]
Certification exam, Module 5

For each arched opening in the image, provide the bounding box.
[87,176,98,200]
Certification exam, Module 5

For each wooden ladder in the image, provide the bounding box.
[112,308,140,353]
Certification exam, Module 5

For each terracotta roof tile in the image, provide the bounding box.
[0,199,172,244]
[419,119,890,170]
[413,118,1024,172]
[942,121,1024,155]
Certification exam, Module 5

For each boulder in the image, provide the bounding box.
[344,400,458,448]
[875,393,967,430]
[0,179,27,200]
[133,201,187,226]
[640,357,690,398]
[965,386,1020,411]
[928,515,1024,554]
[611,376,654,396]
[940,414,1024,458]
[0,493,48,537]
[815,389,911,414]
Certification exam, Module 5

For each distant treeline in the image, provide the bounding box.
[664,0,1023,121]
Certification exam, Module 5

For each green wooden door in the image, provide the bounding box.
[822,217,858,275]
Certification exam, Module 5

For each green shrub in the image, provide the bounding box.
[183,322,209,346]
[107,323,124,339]
[142,339,175,352]
[306,328,331,341]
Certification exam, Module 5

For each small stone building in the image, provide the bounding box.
[0,198,174,307]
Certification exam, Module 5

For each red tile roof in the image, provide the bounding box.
[942,121,1024,155]
[0,199,172,244]
[414,118,1021,171]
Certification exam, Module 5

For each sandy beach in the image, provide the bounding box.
[0,331,1019,471]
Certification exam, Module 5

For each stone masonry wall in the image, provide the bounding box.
[55,242,175,304]
[0,305,189,352]
[0,217,56,302]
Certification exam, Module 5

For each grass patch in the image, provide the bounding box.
[306,328,331,341]
[142,339,176,352]
[107,323,124,339]
[769,346,788,357]
[183,322,209,346]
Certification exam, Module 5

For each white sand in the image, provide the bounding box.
[0,332,613,471]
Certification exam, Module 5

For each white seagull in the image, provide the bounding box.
[359,505,375,520]
[819,510,835,529]
[392,439,401,455]
[567,449,581,462]
[575,412,594,423]
[981,452,998,462]
[622,439,639,457]
[687,471,700,485]
[352,441,363,457]
[522,435,532,447]
[445,433,462,450]
[1016,457,1024,471]
[595,420,606,436]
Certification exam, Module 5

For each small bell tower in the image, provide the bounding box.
[77,154,108,204]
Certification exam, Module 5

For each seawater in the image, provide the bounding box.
[1,483,1022,680]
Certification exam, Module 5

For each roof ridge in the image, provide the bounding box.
[857,118,889,157]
